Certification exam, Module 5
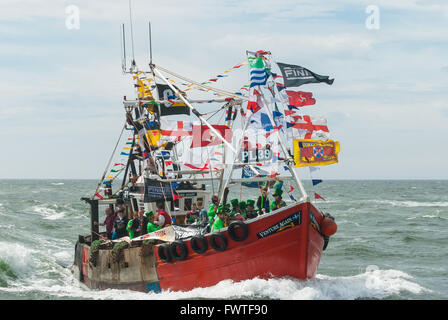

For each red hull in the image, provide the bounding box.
[155,201,326,292]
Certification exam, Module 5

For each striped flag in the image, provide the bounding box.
[248,56,267,88]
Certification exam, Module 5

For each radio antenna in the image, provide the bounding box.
[128,0,136,71]
[120,23,127,73]
[148,21,153,65]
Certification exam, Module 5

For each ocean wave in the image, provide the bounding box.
[0,267,429,300]
[0,242,37,279]
[32,205,66,220]
[50,183,65,186]
[368,200,448,208]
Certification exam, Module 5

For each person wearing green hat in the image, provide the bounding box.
[208,195,219,223]
[245,199,258,219]
[146,211,162,234]
[239,201,247,217]
[270,188,286,211]
[230,198,239,214]
[211,205,226,232]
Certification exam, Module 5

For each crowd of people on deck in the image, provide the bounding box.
[94,200,173,240]
[96,182,287,240]
[184,182,287,233]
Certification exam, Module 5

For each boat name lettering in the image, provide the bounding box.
[256,211,301,239]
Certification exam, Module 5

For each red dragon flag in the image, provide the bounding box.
[190,125,233,148]
[286,90,316,108]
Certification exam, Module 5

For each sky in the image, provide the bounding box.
[0,0,447,180]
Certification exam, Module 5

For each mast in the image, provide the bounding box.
[258,92,308,200]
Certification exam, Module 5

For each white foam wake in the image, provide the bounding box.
[0,265,430,300]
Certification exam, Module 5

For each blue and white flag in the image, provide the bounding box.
[309,166,323,186]
[248,56,267,87]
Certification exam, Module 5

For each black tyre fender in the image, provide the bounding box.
[322,235,330,251]
[158,243,173,263]
[227,221,249,242]
[190,236,208,254]
[209,232,228,252]
[169,240,188,261]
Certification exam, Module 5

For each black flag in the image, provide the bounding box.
[277,62,334,87]
[156,83,190,116]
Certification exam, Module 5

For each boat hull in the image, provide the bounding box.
[73,201,327,293]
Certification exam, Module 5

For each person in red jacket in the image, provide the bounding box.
[155,201,172,228]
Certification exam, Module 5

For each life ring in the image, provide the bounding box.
[190,236,208,254]
[209,232,228,252]
[158,243,173,263]
[227,221,249,242]
[169,240,188,261]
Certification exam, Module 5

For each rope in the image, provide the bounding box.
[154,64,250,101]
[92,121,127,199]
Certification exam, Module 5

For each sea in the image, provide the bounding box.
[0,179,446,300]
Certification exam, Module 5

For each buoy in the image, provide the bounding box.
[320,217,337,237]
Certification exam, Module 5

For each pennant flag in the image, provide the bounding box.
[277,62,334,87]
[314,192,326,201]
[120,152,131,156]
[160,119,193,137]
[248,56,267,87]
[190,125,233,148]
[286,90,316,108]
[103,181,112,186]
[172,193,183,200]
[114,163,125,166]
[276,82,286,91]
[288,185,294,193]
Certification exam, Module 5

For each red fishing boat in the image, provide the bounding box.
[72,24,338,293]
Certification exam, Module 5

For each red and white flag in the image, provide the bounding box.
[190,125,233,148]
[160,119,193,137]
[246,88,263,114]
[286,90,316,107]
[287,115,329,140]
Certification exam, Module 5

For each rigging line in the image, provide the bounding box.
[92,121,127,200]
[153,64,250,102]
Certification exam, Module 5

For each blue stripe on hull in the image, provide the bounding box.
[145,281,162,293]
